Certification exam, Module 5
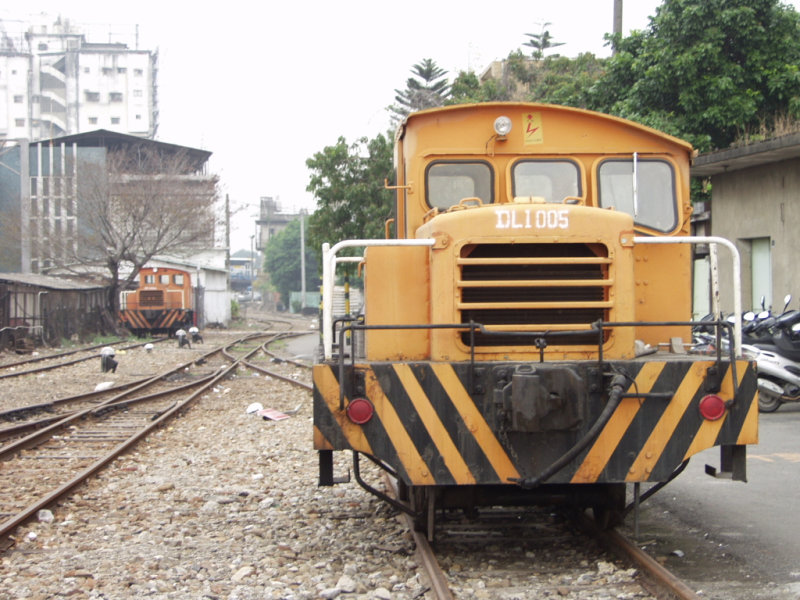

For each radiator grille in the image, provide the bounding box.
[140,290,164,307]
[458,243,611,347]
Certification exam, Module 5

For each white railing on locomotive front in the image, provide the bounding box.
[320,235,744,361]
[633,235,743,357]
[321,239,436,360]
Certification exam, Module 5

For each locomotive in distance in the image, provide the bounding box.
[313,102,758,534]
[118,266,194,335]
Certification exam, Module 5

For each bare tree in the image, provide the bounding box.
[59,144,218,323]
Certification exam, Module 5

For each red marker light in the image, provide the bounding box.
[699,394,727,421]
[346,398,374,424]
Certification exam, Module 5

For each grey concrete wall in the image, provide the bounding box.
[711,157,800,313]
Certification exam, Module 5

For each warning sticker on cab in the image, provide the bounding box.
[524,112,543,145]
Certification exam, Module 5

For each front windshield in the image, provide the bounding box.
[512,160,581,203]
[597,158,678,232]
[426,161,493,209]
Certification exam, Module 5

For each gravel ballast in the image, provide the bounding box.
[0,332,428,600]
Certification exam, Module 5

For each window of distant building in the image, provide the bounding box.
[13,95,23,103]
[135,114,142,120]
[109,92,123,102]
[134,69,143,76]
[38,43,48,51]
[84,67,90,73]
[89,117,98,124]
[117,67,126,74]
[15,119,25,127]
[85,91,100,102]
[133,89,143,98]
[102,67,113,75]
[111,117,120,124]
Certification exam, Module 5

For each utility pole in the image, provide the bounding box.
[613,0,623,55]
[20,139,31,273]
[300,210,306,309]
[225,193,230,290]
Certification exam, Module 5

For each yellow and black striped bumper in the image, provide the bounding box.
[119,309,191,332]
[313,358,758,486]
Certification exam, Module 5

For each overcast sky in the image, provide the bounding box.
[6,1,665,250]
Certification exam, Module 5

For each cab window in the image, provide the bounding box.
[144,275,155,284]
[174,274,184,285]
[512,160,581,203]
[597,159,678,232]
[160,275,170,285]
[426,161,493,209]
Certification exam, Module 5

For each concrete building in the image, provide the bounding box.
[691,133,800,313]
[0,15,157,142]
[256,196,301,253]
[0,130,215,274]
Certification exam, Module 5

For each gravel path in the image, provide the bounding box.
[0,330,429,600]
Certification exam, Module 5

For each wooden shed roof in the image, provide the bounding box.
[0,273,106,291]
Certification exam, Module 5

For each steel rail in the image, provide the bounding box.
[381,471,701,600]
[0,344,227,458]
[0,340,121,370]
[575,512,701,600]
[0,338,170,380]
[0,378,144,420]
[0,334,267,545]
[382,475,454,600]
[236,334,314,392]
[0,371,221,445]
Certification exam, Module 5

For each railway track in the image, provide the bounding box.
[0,338,168,379]
[381,475,700,600]
[0,331,310,549]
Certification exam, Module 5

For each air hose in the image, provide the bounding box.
[514,373,629,489]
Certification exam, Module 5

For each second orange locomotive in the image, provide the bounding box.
[119,266,194,335]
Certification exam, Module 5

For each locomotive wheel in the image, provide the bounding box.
[410,486,436,541]
[396,478,409,502]
[758,378,783,413]
[592,505,624,530]
[591,483,626,529]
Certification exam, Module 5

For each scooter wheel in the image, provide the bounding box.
[757,379,782,413]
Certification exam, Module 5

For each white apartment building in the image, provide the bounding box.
[0,15,157,142]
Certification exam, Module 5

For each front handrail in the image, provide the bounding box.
[321,239,435,360]
[634,236,742,357]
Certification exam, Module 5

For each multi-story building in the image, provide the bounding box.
[0,130,215,273]
[0,15,157,142]
[256,196,301,252]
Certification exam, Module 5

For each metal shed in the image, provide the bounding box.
[0,273,110,350]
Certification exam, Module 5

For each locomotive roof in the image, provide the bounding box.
[398,102,694,153]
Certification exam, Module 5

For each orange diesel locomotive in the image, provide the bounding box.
[119,266,194,335]
[313,103,758,534]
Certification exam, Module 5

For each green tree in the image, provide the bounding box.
[589,0,800,151]
[263,218,319,306]
[523,23,565,60]
[448,70,512,104]
[449,51,606,107]
[305,133,394,265]
[390,59,451,122]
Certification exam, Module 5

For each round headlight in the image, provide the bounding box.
[494,116,512,136]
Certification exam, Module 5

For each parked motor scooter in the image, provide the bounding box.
[742,299,800,412]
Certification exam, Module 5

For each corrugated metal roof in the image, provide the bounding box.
[0,273,106,290]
